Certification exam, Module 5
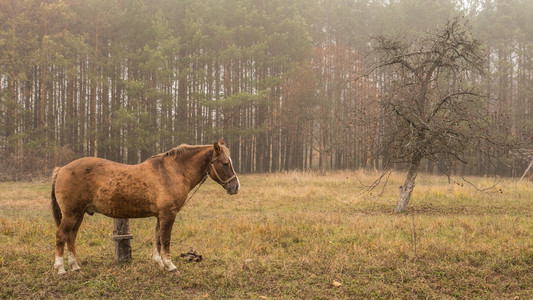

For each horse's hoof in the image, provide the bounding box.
[70,261,81,272]
[57,268,67,275]
[155,261,165,269]
[153,258,164,268]
[162,258,177,272]
[166,264,177,272]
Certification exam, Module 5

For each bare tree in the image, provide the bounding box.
[369,18,505,212]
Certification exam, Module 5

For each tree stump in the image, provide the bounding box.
[112,218,133,262]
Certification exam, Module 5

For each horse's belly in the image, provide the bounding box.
[93,193,156,218]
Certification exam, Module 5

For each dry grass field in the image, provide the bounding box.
[1,171,533,299]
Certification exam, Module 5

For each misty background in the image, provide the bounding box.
[0,0,532,180]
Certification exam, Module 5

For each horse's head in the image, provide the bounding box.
[209,138,240,195]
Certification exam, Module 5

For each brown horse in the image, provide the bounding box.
[50,138,239,274]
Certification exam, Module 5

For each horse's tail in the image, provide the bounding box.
[51,167,62,227]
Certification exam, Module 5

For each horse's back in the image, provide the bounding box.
[56,157,130,188]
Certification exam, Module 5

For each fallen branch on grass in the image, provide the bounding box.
[180,247,203,262]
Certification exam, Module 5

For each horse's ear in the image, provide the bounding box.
[214,142,221,154]
[218,138,226,146]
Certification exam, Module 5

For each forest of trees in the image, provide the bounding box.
[0,0,532,180]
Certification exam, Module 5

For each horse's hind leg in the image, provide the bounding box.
[66,213,84,272]
[159,214,177,272]
[152,218,164,268]
[54,214,78,275]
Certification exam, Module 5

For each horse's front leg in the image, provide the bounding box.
[159,213,177,272]
[152,217,164,268]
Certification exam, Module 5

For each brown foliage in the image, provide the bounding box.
[0,145,73,181]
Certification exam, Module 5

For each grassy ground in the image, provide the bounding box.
[1,171,532,299]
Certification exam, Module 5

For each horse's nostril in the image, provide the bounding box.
[226,186,238,195]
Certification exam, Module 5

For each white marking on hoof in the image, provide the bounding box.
[67,251,81,272]
[71,264,81,272]
[54,256,63,268]
[162,258,177,272]
[152,249,165,268]
[54,256,67,275]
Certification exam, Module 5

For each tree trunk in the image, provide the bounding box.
[395,154,422,213]
[90,15,98,157]
[40,23,48,128]
[177,49,188,143]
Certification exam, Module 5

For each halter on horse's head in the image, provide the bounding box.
[208,138,240,195]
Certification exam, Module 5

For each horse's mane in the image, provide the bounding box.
[149,144,208,160]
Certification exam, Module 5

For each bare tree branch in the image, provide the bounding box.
[461,175,503,192]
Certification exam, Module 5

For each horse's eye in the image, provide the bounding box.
[223,163,229,167]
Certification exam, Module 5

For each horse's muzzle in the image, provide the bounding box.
[226,185,239,195]
[225,178,240,195]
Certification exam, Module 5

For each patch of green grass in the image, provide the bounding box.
[1,172,533,298]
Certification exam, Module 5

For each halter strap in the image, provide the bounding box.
[210,154,237,186]
[183,147,236,208]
